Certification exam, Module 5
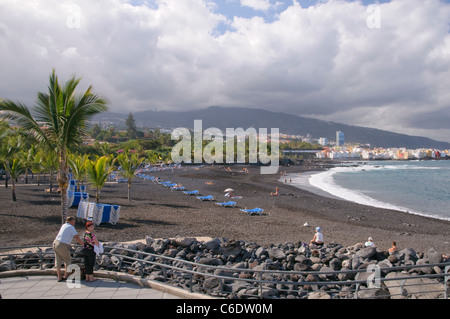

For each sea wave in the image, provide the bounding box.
[305,164,450,222]
[308,167,412,212]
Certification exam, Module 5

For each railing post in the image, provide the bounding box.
[189,264,193,293]
[400,279,407,298]
[38,250,44,270]
[445,266,450,299]
[258,271,263,299]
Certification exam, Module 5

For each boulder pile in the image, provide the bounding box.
[96,236,450,299]
[2,236,449,299]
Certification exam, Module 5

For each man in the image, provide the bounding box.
[53,216,83,282]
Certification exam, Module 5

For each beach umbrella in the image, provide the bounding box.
[224,188,234,192]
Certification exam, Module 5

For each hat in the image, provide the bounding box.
[315,227,321,232]
[85,221,94,228]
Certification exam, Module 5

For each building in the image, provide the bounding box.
[318,137,328,146]
[336,131,344,147]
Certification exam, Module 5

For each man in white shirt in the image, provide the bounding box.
[53,216,83,282]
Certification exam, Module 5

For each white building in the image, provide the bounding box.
[336,131,344,146]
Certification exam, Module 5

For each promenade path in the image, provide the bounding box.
[0,274,183,299]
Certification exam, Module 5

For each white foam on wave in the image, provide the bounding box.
[308,167,412,213]
[304,165,450,221]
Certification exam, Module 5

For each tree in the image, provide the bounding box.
[68,153,88,191]
[0,69,108,223]
[116,150,144,201]
[126,112,137,139]
[85,155,115,203]
[6,158,25,201]
[0,123,13,188]
[0,130,23,189]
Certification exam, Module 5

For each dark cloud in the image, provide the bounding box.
[0,0,449,143]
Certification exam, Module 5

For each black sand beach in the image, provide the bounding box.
[1,163,449,255]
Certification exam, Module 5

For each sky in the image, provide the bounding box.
[0,0,450,143]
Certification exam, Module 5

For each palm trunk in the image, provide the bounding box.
[58,155,69,224]
[12,180,16,201]
[128,180,131,201]
[49,170,54,193]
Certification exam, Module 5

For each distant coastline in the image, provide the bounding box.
[284,160,450,223]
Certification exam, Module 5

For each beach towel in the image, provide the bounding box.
[94,242,104,256]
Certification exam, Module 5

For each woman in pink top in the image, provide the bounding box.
[83,221,100,282]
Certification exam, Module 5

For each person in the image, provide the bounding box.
[310,227,324,247]
[82,221,100,282]
[388,241,398,254]
[53,216,83,282]
[365,237,376,247]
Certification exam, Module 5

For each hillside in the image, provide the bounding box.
[91,106,450,149]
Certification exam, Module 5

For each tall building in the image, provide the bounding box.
[318,137,328,146]
[336,131,344,146]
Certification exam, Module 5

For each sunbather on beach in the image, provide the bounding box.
[270,186,279,196]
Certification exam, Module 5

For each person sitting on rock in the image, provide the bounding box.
[388,241,398,254]
[310,227,324,247]
[365,237,376,247]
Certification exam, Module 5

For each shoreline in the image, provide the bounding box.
[283,162,450,223]
[1,163,449,255]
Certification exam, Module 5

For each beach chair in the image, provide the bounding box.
[197,195,215,201]
[165,183,178,188]
[171,186,185,191]
[183,190,199,195]
[216,201,237,208]
[77,201,120,226]
[240,208,264,216]
[67,191,89,207]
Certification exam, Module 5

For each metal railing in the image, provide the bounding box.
[1,245,449,299]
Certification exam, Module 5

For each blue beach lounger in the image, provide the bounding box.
[216,201,237,208]
[240,208,264,216]
[172,186,185,191]
[183,190,199,195]
[197,195,215,201]
[164,183,177,187]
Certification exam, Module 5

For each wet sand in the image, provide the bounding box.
[1,163,449,255]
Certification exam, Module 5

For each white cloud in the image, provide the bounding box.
[0,0,449,142]
[240,0,273,11]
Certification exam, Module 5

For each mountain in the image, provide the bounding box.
[91,106,450,149]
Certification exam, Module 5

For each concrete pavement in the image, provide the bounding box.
[0,274,182,299]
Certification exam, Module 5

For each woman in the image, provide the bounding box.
[83,221,100,282]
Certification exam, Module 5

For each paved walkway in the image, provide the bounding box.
[0,275,182,299]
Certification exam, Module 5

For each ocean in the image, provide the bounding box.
[285,160,450,221]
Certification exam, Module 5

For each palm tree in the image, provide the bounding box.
[68,153,88,191]
[0,69,108,223]
[85,155,115,203]
[0,131,23,190]
[116,150,144,201]
[39,148,59,193]
[6,158,25,201]
[0,124,12,187]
